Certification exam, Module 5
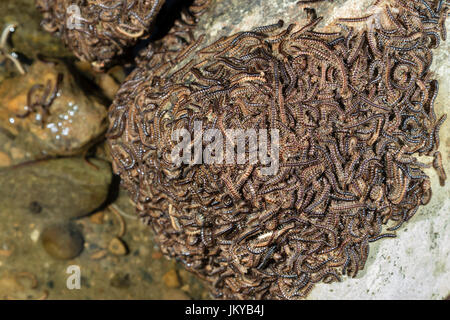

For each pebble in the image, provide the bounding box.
[90,249,108,260]
[108,237,128,256]
[0,151,11,167]
[28,201,43,214]
[162,269,181,289]
[41,224,84,260]
[181,284,190,292]
[30,229,40,243]
[97,73,120,101]
[89,211,105,224]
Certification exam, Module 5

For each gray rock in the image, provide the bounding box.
[0,158,112,220]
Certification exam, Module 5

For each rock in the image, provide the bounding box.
[74,61,122,102]
[0,158,112,220]
[0,60,108,161]
[93,140,113,164]
[108,237,128,256]
[162,269,181,289]
[89,211,105,225]
[89,249,108,260]
[96,74,120,102]
[0,249,13,257]
[29,201,43,215]
[188,0,376,59]
[0,151,11,167]
[41,223,84,260]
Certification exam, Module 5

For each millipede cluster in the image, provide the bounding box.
[35,0,166,69]
[107,0,448,299]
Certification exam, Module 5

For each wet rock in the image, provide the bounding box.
[162,269,181,289]
[0,158,112,220]
[0,151,11,167]
[74,61,122,101]
[89,211,105,225]
[89,249,108,260]
[0,60,108,162]
[93,140,113,164]
[41,223,84,260]
[108,237,128,256]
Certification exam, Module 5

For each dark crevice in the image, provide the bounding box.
[132,0,195,56]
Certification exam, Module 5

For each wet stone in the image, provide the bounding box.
[108,237,128,256]
[0,60,108,162]
[0,158,112,220]
[41,223,84,260]
[0,151,12,167]
[162,269,181,289]
[89,211,105,225]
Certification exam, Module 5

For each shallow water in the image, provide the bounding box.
[0,0,208,300]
